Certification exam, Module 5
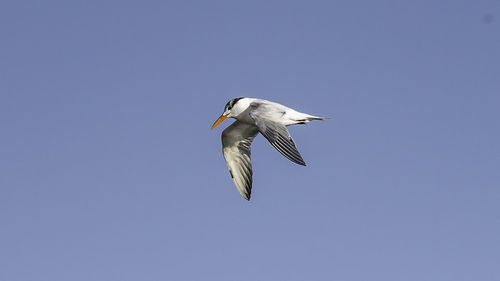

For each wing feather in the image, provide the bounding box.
[221,121,259,200]
[249,103,306,166]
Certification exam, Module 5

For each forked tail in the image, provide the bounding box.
[294,115,329,125]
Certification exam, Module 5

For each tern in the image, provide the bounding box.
[211,97,327,200]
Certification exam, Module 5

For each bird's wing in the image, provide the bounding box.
[222,120,259,200]
[249,102,306,166]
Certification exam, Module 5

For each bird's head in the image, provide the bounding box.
[211,97,245,129]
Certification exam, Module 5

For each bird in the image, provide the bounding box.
[211,97,327,200]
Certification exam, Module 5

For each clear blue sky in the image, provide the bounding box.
[1,1,499,280]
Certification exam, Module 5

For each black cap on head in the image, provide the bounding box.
[225,97,244,111]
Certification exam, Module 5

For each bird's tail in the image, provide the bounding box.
[307,116,329,121]
[293,114,329,125]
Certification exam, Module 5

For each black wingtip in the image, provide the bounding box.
[295,159,306,166]
[292,153,306,166]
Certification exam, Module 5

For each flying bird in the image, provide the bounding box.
[211,97,327,200]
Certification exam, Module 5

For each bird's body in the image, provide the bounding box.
[220,98,321,126]
[211,98,326,200]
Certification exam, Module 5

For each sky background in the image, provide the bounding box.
[1,0,499,280]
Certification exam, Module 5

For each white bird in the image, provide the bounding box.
[211,97,327,200]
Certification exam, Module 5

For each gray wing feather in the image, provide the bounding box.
[222,121,259,200]
[249,103,306,166]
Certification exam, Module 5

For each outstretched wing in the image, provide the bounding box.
[221,120,259,200]
[249,103,306,166]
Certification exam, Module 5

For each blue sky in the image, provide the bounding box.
[1,0,499,280]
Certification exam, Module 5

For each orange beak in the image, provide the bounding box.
[211,114,228,129]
